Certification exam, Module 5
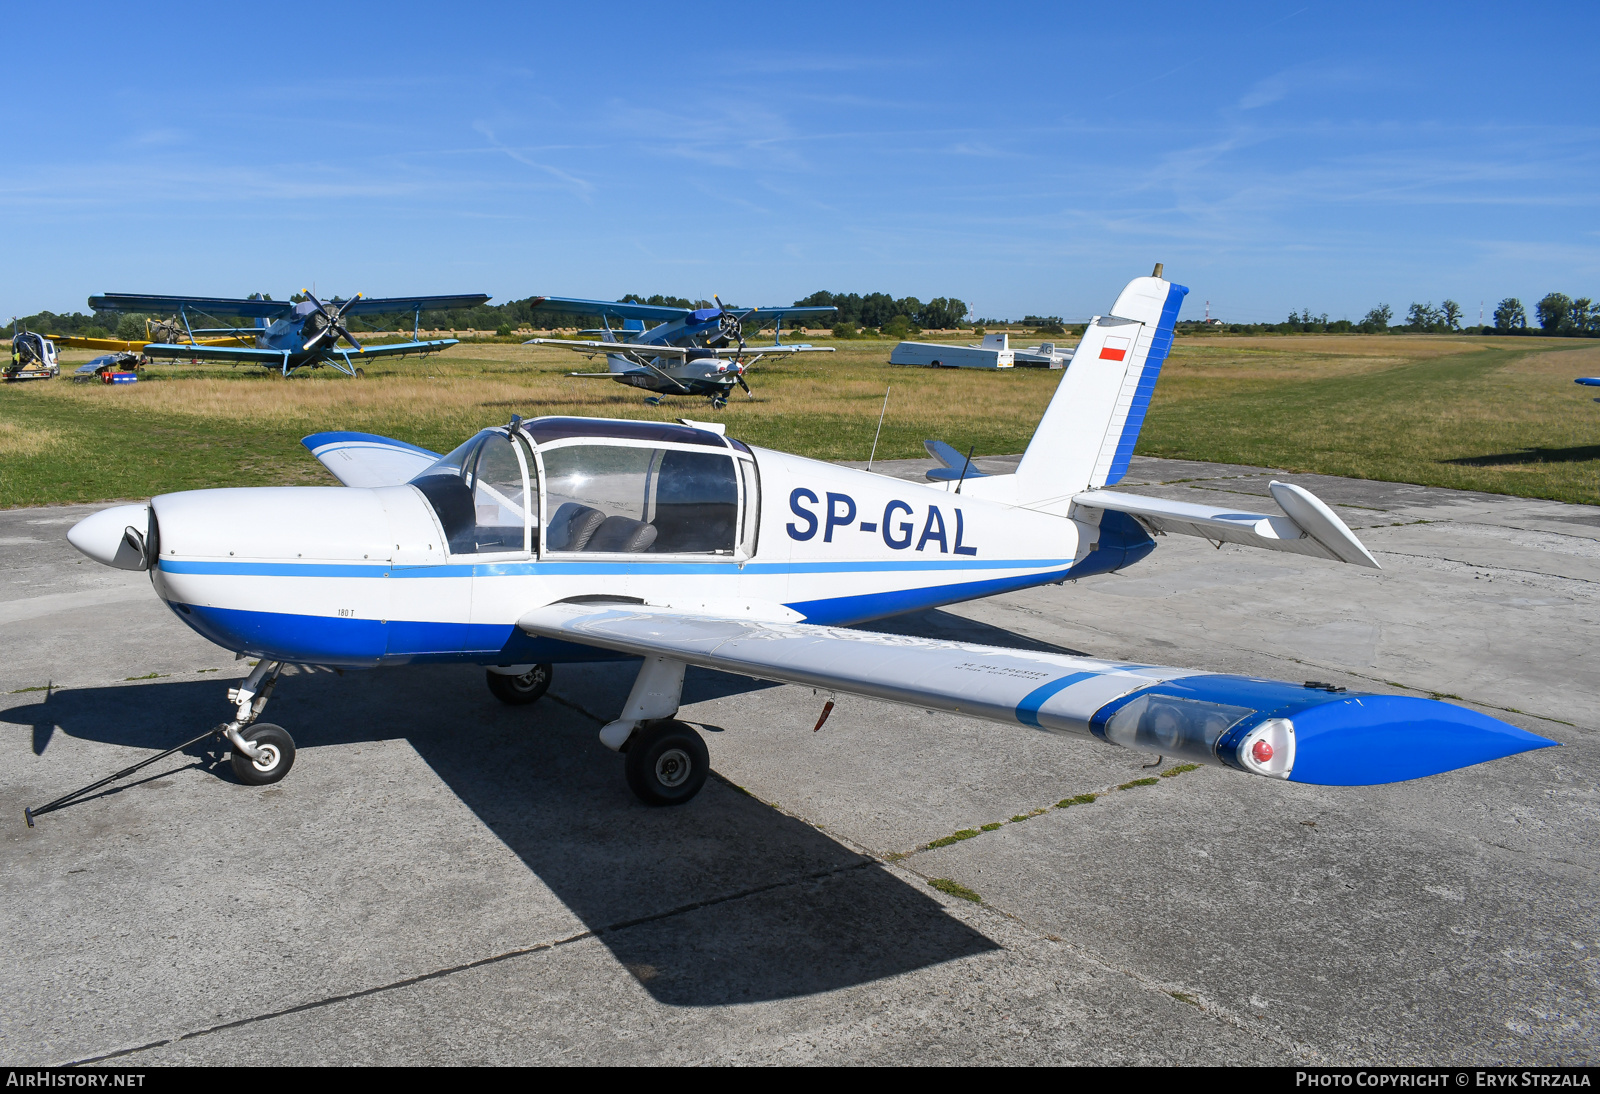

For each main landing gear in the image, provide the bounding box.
[486,663,553,705]
[490,657,712,807]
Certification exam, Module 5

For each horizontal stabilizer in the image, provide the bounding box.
[923,440,989,482]
[301,432,441,488]
[517,601,1553,785]
[1072,481,1380,569]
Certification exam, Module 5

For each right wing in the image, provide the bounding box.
[300,432,441,488]
[89,294,293,319]
[517,601,1554,786]
[48,334,248,352]
[140,342,285,364]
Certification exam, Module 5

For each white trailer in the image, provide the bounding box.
[889,332,1014,369]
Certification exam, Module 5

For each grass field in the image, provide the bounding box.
[2,333,1598,508]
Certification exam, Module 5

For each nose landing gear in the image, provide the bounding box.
[24,658,296,825]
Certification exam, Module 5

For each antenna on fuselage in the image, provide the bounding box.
[867,385,890,471]
[955,445,975,494]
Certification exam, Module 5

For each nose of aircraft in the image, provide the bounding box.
[68,503,152,570]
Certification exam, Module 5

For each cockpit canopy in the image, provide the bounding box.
[407,418,757,559]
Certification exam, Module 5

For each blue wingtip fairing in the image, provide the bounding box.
[1286,694,1558,785]
[1089,674,1558,786]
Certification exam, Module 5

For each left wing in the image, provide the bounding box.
[339,294,489,317]
[518,601,1556,787]
[301,432,441,488]
[330,338,461,359]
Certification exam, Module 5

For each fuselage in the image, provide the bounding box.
[133,419,1155,668]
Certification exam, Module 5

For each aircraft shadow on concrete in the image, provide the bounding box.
[1444,444,1600,466]
[3,642,1006,1006]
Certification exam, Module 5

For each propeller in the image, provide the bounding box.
[300,290,365,353]
[714,295,757,399]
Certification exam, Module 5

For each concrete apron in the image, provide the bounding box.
[1,456,1594,1065]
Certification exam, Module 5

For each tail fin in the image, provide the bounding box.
[1012,270,1187,508]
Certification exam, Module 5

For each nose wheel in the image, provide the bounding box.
[229,723,296,785]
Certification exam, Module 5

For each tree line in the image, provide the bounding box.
[14,288,1595,342]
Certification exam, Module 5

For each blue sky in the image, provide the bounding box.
[3,1,1595,323]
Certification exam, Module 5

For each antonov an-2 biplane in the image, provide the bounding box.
[524,295,837,407]
[42,269,1553,823]
[86,290,491,377]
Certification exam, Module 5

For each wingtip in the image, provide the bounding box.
[1288,695,1560,786]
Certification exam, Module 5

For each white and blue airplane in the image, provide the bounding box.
[524,296,838,407]
[56,269,1555,815]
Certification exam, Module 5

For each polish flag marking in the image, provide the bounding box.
[1099,336,1131,362]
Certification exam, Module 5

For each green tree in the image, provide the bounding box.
[1406,302,1440,330]
[1572,298,1595,333]
[1492,298,1526,330]
[1360,304,1393,332]
[1439,300,1462,330]
[1536,292,1573,331]
[115,313,151,341]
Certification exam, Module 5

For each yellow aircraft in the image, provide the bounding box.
[47,316,249,355]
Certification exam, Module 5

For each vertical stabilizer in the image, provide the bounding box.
[1010,272,1187,510]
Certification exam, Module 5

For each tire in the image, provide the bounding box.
[624,719,709,806]
[486,664,552,705]
[229,723,295,785]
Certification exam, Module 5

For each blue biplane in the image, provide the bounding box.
[87,290,492,377]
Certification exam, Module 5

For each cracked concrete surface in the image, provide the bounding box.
[2,456,1594,1065]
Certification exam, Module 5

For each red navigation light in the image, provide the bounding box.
[1252,739,1275,763]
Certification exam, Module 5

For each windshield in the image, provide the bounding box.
[409,431,532,555]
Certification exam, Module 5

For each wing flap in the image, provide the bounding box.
[1071,483,1380,569]
[301,432,441,488]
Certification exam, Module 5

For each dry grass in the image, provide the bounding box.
[0,419,62,457]
[5,333,1599,507]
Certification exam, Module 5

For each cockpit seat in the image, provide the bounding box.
[586,516,658,553]
[546,503,607,551]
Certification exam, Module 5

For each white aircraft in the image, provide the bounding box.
[51,269,1553,820]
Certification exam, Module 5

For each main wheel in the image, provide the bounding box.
[229,723,295,785]
[486,664,552,705]
[624,719,710,806]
